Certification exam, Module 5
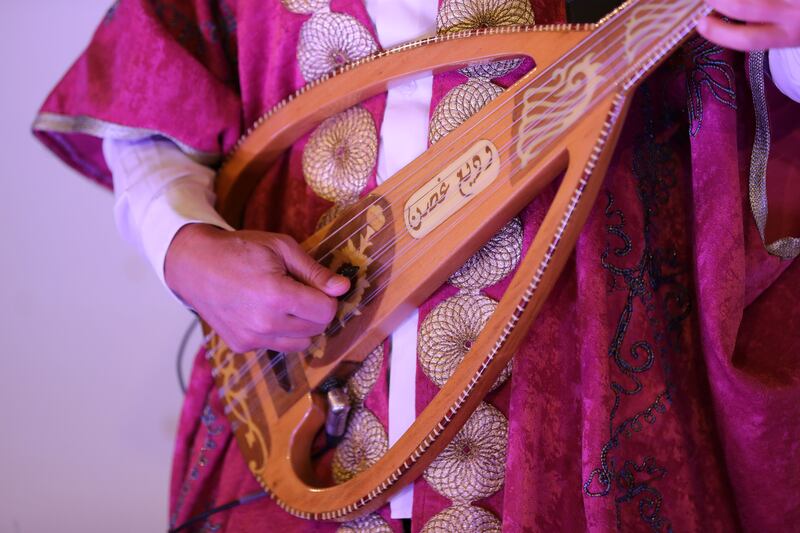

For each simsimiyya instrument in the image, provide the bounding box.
[204,0,712,521]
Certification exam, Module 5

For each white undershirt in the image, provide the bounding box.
[102,9,800,519]
[770,47,800,103]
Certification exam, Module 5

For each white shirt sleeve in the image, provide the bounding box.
[102,136,234,290]
[769,46,800,103]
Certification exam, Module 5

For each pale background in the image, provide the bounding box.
[0,2,201,531]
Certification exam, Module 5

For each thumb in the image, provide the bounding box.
[278,238,350,297]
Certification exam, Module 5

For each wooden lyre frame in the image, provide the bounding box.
[204,0,713,521]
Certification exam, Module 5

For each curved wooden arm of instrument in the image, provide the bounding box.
[246,90,631,521]
[215,25,594,227]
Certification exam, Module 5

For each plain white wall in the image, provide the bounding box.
[0,2,200,531]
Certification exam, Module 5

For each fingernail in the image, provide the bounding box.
[327,275,349,290]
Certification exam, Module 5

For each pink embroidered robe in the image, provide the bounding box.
[34,0,800,531]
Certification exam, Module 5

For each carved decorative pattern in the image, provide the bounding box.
[332,407,389,484]
[337,512,393,533]
[303,106,378,204]
[418,292,512,391]
[315,203,347,231]
[347,344,384,404]
[449,217,523,290]
[297,12,378,82]
[423,402,508,502]
[421,504,502,533]
[280,0,329,15]
[429,78,503,145]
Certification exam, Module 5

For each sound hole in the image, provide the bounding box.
[336,262,360,302]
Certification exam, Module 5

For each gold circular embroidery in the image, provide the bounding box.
[437,0,534,79]
[347,344,385,404]
[303,106,378,204]
[437,0,534,34]
[423,402,508,502]
[418,292,512,391]
[337,513,393,533]
[332,407,388,484]
[298,12,378,82]
[429,78,502,145]
[280,0,329,15]
[449,217,523,291]
[421,504,502,533]
[460,58,524,80]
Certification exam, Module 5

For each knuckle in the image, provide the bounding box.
[226,337,251,354]
[307,263,330,285]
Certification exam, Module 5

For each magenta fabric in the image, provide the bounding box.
[35,1,800,531]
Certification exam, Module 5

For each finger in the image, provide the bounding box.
[274,276,340,324]
[697,17,790,50]
[703,0,783,24]
[275,237,350,297]
[260,336,314,353]
[253,313,329,338]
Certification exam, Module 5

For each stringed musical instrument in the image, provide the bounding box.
[204,0,712,521]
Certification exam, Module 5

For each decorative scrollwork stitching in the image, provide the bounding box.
[685,37,736,137]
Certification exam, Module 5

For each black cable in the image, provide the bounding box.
[168,490,269,532]
[176,317,200,395]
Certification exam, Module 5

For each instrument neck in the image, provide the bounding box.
[590,0,711,89]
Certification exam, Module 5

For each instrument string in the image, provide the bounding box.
[218,2,704,403]
[216,1,705,402]
[217,23,634,397]
[220,9,703,407]
[212,7,643,382]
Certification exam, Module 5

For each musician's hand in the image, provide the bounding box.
[164,224,350,354]
[697,0,800,51]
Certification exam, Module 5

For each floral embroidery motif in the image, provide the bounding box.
[170,402,226,529]
[337,512,393,533]
[421,503,502,533]
[424,402,508,502]
[418,4,534,526]
[583,84,692,531]
[429,79,503,145]
[437,0,534,33]
[281,0,330,15]
[332,407,389,484]
[685,37,736,137]
[303,106,378,203]
[437,0,534,79]
[418,293,512,391]
[347,344,384,404]
[449,217,523,291]
[298,12,379,82]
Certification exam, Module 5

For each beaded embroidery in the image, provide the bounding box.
[418,293,512,391]
[298,12,379,82]
[421,504,502,533]
[685,37,736,137]
[303,106,378,203]
[337,512,393,532]
[424,402,508,502]
[418,3,535,526]
[583,84,693,531]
